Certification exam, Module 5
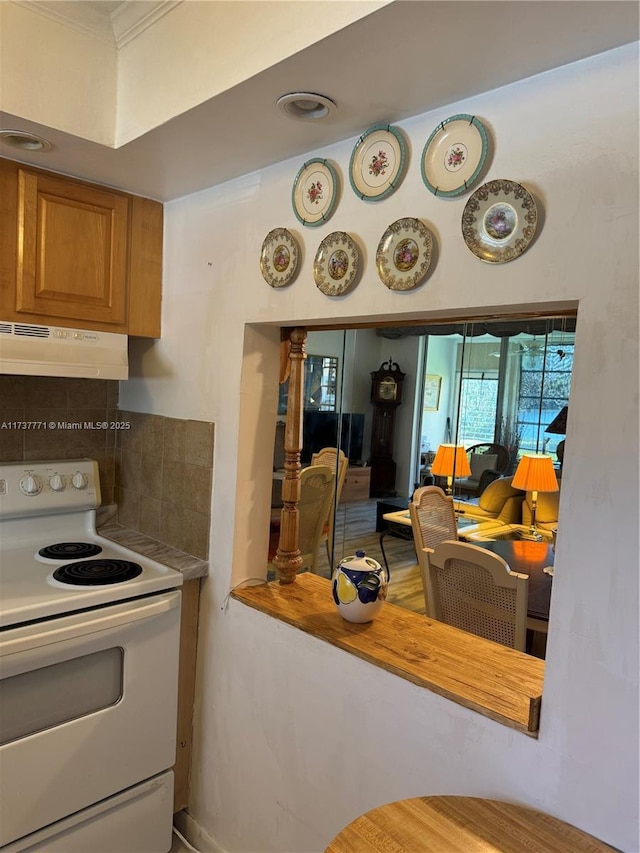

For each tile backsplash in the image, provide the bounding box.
[115,411,214,560]
[0,375,119,499]
[0,376,214,561]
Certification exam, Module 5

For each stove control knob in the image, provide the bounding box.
[20,474,43,496]
[49,474,65,492]
[71,472,87,490]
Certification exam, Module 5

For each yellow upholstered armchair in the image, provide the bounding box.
[453,476,524,527]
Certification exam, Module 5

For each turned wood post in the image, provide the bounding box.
[273,327,307,584]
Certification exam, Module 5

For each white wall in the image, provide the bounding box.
[116,0,389,145]
[122,45,639,852]
[0,3,117,144]
[0,1,388,147]
[421,336,458,449]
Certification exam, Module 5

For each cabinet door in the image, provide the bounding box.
[16,169,129,326]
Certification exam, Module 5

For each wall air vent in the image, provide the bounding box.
[14,324,50,338]
[0,320,128,379]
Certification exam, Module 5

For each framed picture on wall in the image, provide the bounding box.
[423,375,442,411]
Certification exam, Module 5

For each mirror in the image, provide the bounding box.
[269,314,575,657]
[278,354,338,414]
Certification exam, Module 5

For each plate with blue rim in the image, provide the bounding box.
[292,158,338,227]
[421,114,488,197]
[349,124,407,201]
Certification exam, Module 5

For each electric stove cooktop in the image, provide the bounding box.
[0,459,182,629]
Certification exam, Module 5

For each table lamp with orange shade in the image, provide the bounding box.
[430,443,471,496]
[512,453,559,540]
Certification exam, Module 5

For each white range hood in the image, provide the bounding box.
[0,321,128,380]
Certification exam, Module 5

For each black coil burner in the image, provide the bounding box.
[39,542,103,560]
[53,559,143,586]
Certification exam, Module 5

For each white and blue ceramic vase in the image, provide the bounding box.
[332,550,388,623]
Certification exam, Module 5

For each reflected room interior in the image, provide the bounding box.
[268,314,575,656]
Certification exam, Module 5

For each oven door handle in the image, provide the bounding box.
[0,590,181,658]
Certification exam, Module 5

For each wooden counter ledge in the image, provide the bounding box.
[232,574,544,735]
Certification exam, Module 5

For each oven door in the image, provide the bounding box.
[0,590,181,848]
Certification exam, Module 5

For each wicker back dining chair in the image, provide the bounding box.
[269,464,336,576]
[408,486,458,612]
[426,540,529,651]
[310,447,349,562]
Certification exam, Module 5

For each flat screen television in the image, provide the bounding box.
[302,412,365,465]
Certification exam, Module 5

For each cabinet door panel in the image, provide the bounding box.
[17,170,128,326]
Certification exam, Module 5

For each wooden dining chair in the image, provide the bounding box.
[426,540,529,651]
[269,464,335,575]
[310,447,348,561]
[409,486,458,613]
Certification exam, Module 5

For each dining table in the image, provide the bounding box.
[381,511,554,624]
[324,795,616,852]
[474,536,554,624]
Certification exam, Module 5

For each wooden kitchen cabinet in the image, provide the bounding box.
[0,157,162,337]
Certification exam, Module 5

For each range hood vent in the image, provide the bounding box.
[0,321,128,380]
[10,323,51,338]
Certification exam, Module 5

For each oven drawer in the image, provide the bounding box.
[2,771,174,853]
[0,590,181,848]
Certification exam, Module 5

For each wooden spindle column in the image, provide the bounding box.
[273,327,307,584]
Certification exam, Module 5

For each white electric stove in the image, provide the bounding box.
[0,459,183,853]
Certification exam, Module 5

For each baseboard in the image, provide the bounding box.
[174,810,227,853]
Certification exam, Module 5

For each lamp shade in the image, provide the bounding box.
[430,443,472,478]
[545,406,568,435]
[512,453,559,493]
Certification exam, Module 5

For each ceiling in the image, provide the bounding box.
[1,1,637,201]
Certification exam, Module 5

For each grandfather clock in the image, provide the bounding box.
[369,359,405,497]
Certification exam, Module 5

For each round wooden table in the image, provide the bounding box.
[324,796,616,852]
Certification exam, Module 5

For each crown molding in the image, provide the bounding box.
[15,1,117,44]
[111,1,181,48]
[12,1,181,48]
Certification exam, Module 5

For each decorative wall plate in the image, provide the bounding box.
[292,158,338,226]
[376,218,433,290]
[313,231,359,296]
[421,114,488,197]
[349,124,407,201]
[461,179,538,264]
[259,228,299,287]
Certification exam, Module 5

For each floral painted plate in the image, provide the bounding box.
[349,124,407,201]
[376,218,433,290]
[259,228,300,287]
[292,158,338,227]
[461,179,538,264]
[421,114,488,197]
[313,232,359,296]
